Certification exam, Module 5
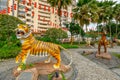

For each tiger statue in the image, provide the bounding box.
[15,24,72,71]
[98,30,108,54]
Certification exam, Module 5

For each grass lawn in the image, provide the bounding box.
[112,53,120,59]
[60,44,79,49]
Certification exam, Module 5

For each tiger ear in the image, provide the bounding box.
[27,24,31,28]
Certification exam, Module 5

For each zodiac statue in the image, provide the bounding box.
[98,30,108,54]
[15,24,72,71]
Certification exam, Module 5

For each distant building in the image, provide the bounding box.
[4,0,76,33]
[7,0,18,17]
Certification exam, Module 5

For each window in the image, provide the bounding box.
[26,19,31,22]
[27,14,31,16]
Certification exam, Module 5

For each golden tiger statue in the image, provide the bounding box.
[15,24,72,71]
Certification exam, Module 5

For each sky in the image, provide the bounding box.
[76,0,120,3]
[98,0,120,3]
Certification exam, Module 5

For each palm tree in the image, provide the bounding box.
[47,0,72,27]
[104,1,116,39]
[89,2,99,23]
[96,1,116,39]
[96,1,106,35]
[113,4,120,36]
[73,5,90,32]
[73,0,99,32]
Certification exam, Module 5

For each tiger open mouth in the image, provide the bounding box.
[16,30,26,38]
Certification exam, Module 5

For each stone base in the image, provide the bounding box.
[83,51,93,55]
[16,68,38,80]
[96,52,111,60]
[35,62,71,75]
[13,62,71,80]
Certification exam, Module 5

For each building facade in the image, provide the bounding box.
[7,0,18,17]
[6,0,76,33]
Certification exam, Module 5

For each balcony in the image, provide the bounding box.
[18,14,25,19]
[38,17,50,21]
[38,9,50,14]
[38,20,49,24]
[26,22,32,25]
[39,13,50,18]
[18,17,26,22]
[39,1,50,6]
[19,3,25,7]
[38,25,50,28]
[26,16,32,20]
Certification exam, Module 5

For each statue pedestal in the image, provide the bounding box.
[13,62,71,80]
[82,51,93,55]
[96,52,111,60]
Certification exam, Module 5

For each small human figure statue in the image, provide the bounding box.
[86,38,92,47]
[98,30,108,54]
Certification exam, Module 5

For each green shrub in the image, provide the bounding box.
[36,36,59,44]
[0,40,21,59]
[112,53,120,59]
[80,41,86,44]
[0,14,24,59]
[43,28,68,44]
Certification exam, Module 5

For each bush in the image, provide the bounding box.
[80,41,86,44]
[0,44,20,59]
[37,28,68,44]
[36,36,51,42]
[0,14,24,59]
[112,53,120,59]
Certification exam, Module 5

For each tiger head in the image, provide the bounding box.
[15,24,32,39]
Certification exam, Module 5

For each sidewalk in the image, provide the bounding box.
[68,49,120,80]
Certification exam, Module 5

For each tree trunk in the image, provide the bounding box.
[116,21,118,37]
[86,24,87,32]
[117,22,120,38]
[78,30,81,45]
[58,0,62,27]
[97,23,99,36]
[70,35,73,45]
[109,22,112,40]
[108,20,112,48]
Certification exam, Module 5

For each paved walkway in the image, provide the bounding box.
[0,48,120,80]
[73,46,120,53]
[68,49,120,80]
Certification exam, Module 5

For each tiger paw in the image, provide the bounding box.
[16,60,19,63]
[17,67,22,71]
[53,64,60,69]
[44,60,50,63]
